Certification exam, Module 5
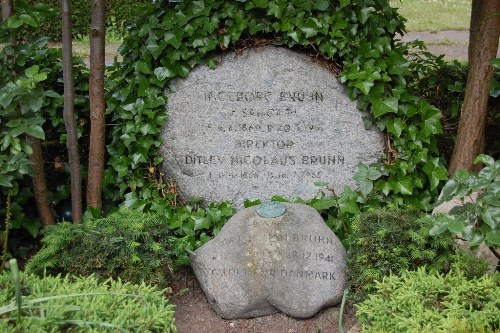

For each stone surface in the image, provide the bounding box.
[160,46,384,207]
[190,203,347,319]
[433,191,499,273]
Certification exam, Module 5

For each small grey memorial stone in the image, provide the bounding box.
[160,46,384,208]
[190,203,347,319]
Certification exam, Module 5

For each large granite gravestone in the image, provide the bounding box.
[190,202,347,319]
[160,46,384,207]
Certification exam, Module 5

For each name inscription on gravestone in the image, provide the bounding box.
[191,203,347,319]
[161,46,384,207]
[210,229,338,281]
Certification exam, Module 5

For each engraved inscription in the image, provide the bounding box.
[209,268,336,280]
[162,46,384,206]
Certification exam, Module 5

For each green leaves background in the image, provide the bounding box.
[106,0,448,214]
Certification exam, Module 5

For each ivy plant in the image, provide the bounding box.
[427,154,500,256]
[104,0,448,217]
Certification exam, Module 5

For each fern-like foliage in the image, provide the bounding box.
[26,209,181,287]
[347,207,488,303]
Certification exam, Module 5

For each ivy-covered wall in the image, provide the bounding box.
[105,0,448,215]
[25,0,150,40]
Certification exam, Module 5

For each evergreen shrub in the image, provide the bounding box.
[356,268,500,333]
[25,209,180,286]
[347,207,487,303]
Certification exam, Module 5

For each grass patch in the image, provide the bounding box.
[390,0,471,32]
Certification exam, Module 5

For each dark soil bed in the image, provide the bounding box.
[169,268,360,333]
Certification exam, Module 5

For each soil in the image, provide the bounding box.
[168,268,361,333]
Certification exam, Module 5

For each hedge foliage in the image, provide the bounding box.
[25,0,151,40]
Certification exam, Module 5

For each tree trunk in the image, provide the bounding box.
[61,0,82,223]
[448,0,500,174]
[28,136,54,226]
[468,0,483,61]
[86,0,106,212]
[1,0,13,21]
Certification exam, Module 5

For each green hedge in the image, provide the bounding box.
[26,0,151,40]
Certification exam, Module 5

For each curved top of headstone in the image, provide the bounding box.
[160,46,384,208]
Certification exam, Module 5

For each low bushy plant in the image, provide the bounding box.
[1,260,177,332]
[356,268,500,333]
[26,205,235,282]
[25,209,179,286]
[427,154,500,255]
[347,207,472,303]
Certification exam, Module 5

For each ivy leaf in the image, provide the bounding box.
[164,31,182,49]
[154,67,175,81]
[474,154,494,167]
[252,0,268,8]
[288,31,300,43]
[7,16,23,29]
[358,7,374,24]
[25,65,40,78]
[355,80,373,95]
[378,181,392,196]
[481,206,499,229]
[386,118,405,138]
[358,179,373,197]
[485,231,500,246]
[193,216,211,231]
[429,220,448,236]
[339,0,351,8]
[22,218,41,238]
[206,57,217,69]
[0,92,14,109]
[422,104,443,136]
[33,72,47,82]
[25,125,45,140]
[453,169,470,184]
[301,26,318,39]
[310,197,337,210]
[447,219,465,234]
[20,14,38,28]
[267,3,283,18]
[0,175,13,187]
[315,0,330,11]
[136,61,152,74]
[372,97,398,117]
[395,178,412,195]
[123,192,138,208]
[191,1,206,15]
